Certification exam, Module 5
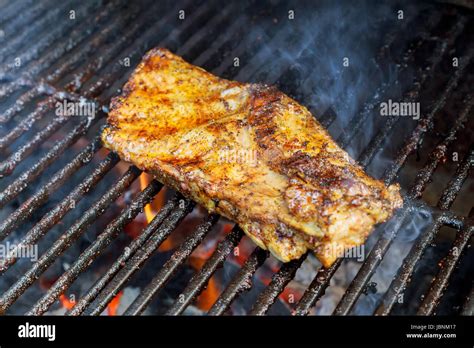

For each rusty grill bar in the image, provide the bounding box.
[0,0,472,316]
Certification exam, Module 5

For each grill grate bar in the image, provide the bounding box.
[0,115,70,177]
[61,0,186,97]
[0,86,43,123]
[375,150,473,315]
[208,247,268,316]
[0,98,55,149]
[372,215,453,315]
[0,83,95,150]
[303,10,420,128]
[0,0,64,42]
[192,13,248,68]
[0,117,100,211]
[0,165,141,314]
[0,0,126,80]
[0,0,193,205]
[0,0,165,124]
[0,0,192,207]
[441,210,470,230]
[165,226,244,315]
[73,196,194,316]
[18,1,141,81]
[0,1,100,68]
[0,128,100,211]
[293,259,341,315]
[212,18,275,77]
[4,0,199,160]
[408,98,473,198]
[46,0,181,86]
[0,152,119,272]
[0,78,35,98]
[0,0,39,26]
[66,196,180,315]
[0,137,106,249]
[0,0,74,62]
[25,180,162,315]
[418,150,474,315]
[333,206,420,316]
[81,0,217,102]
[417,223,473,315]
[337,11,445,149]
[123,213,219,316]
[175,3,237,58]
[358,16,468,168]
[0,0,221,134]
[438,151,474,210]
[249,254,307,315]
[383,46,474,186]
[333,96,472,315]
[10,0,215,267]
[0,90,100,151]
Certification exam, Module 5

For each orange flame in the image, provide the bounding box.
[58,292,124,315]
[228,236,303,309]
[197,278,219,311]
[59,294,75,310]
[189,256,220,311]
[137,173,173,250]
[140,173,161,223]
[107,291,123,316]
[136,176,298,311]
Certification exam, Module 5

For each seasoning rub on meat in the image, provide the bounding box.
[102,48,403,267]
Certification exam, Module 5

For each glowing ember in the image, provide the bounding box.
[197,278,219,311]
[128,173,170,247]
[139,172,172,250]
[189,256,220,311]
[139,173,161,223]
[228,236,303,310]
[59,294,75,310]
[107,291,123,316]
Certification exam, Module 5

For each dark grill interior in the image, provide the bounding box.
[0,0,472,316]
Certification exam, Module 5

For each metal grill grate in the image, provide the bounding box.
[0,0,472,316]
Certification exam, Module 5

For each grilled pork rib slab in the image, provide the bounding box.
[102,48,402,267]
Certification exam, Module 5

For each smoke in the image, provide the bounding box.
[231,1,427,163]
[352,201,433,314]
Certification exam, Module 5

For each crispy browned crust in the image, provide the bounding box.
[102,48,403,267]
